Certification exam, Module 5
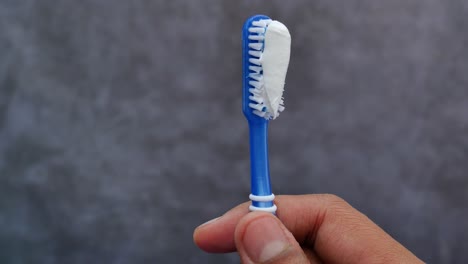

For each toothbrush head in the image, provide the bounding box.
[242,15,291,122]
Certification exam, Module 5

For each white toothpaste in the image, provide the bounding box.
[262,21,291,120]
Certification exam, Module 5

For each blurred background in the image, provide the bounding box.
[1,0,467,263]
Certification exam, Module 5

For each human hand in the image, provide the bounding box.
[194,194,423,264]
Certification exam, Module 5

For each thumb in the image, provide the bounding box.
[234,212,311,264]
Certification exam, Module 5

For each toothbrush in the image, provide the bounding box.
[242,15,291,213]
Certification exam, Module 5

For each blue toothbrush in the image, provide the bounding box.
[242,15,291,213]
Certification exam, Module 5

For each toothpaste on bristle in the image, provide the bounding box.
[262,21,291,119]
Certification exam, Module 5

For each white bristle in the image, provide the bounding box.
[248,35,264,41]
[253,110,266,117]
[252,20,266,27]
[249,43,263,51]
[252,19,272,28]
[248,27,266,34]
[249,88,261,95]
[249,73,262,81]
[249,103,264,111]
[249,65,262,73]
[248,50,262,58]
[249,95,264,103]
[249,82,262,90]
[249,58,261,66]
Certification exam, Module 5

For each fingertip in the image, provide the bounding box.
[193,202,251,253]
[193,222,211,250]
[193,216,233,253]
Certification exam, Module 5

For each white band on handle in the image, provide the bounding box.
[249,193,277,213]
[249,193,275,202]
[249,204,277,213]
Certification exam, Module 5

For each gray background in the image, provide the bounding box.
[1,0,467,263]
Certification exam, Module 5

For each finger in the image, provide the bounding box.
[275,194,423,263]
[193,202,250,253]
[234,212,309,264]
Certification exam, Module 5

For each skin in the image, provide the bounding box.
[193,194,424,264]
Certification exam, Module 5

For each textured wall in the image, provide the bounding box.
[1,1,467,263]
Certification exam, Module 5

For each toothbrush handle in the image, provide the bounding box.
[248,120,277,213]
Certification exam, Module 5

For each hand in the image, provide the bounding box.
[194,194,423,264]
